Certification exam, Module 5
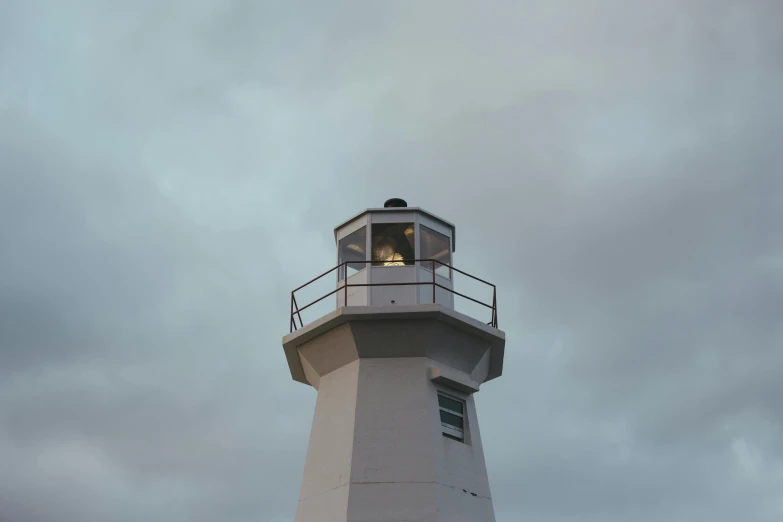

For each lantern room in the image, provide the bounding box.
[334,198,455,308]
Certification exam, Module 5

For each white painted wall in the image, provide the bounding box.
[369,265,418,306]
[294,357,495,522]
[295,360,360,521]
[335,267,454,309]
[417,268,454,308]
[430,381,495,521]
[337,269,368,308]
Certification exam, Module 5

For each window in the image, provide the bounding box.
[438,392,465,442]
[338,226,367,280]
[420,225,451,279]
[371,223,415,267]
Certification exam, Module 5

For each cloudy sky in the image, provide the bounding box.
[1,1,782,521]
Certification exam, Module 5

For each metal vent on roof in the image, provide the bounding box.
[384,198,408,208]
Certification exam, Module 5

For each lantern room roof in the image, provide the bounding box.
[333,206,457,252]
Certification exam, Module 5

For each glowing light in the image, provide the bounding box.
[383,253,405,267]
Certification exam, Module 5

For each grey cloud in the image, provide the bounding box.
[1,1,782,521]
[0,112,307,521]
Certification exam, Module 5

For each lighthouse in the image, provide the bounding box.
[283,199,505,522]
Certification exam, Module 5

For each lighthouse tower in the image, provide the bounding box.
[283,199,505,522]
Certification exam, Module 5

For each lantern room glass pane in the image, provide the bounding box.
[338,226,367,280]
[371,223,415,267]
[420,225,451,278]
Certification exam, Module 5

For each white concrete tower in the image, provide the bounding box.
[283,199,505,522]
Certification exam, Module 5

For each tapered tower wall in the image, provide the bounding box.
[285,306,503,522]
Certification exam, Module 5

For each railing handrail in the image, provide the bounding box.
[290,258,497,333]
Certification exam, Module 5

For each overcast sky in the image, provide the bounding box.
[1,1,782,521]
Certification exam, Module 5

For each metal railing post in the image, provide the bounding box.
[292,294,304,329]
[432,261,436,304]
[290,291,294,333]
[492,289,497,328]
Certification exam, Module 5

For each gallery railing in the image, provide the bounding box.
[290,259,497,333]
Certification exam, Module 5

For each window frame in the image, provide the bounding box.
[337,225,368,281]
[419,224,452,279]
[438,391,466,442]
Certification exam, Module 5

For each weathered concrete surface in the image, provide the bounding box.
[295,361,359,521]
[285,306,503,522]
[283,304,505,388]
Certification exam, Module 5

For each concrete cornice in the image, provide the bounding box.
[282,304,505,387]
